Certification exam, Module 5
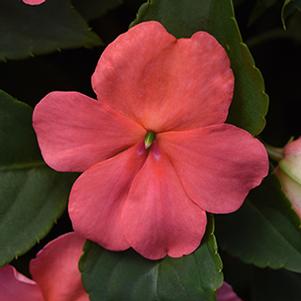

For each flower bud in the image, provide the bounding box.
[276,138,301,218]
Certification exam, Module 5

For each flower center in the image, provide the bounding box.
[144,131,156,149]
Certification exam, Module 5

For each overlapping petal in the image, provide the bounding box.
[122,144,207,259]
[30,233,88,301]
[159,124,268,213]
[33,91,145,172]
[0,265,43,301]
[217,282,243,301]
[92,21,234,132]
[31,21,269,261]
[69,144,147,251]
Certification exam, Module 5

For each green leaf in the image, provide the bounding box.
[222,253,301,301]
[251,268,301,301]
[131,0,269,136]
[281,0,301,29]
[0,90,76,267]
[80,217,223,301]
[73,0,123,21]
[216,174,301,272]
[0,0,101,61]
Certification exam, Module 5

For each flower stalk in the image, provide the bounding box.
[265,144,284,161]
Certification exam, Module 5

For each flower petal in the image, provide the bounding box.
[159,124,268,213]
[30,232,88,301]
[33,91,145,172]
[22,0,46,5]
[276,169,301,218]
[284,138,301,156]
[123,145,207,260]
[217,282,243,301]
[92,21,234,132]
[69,144,147,251]
[280,138,301,184]
[0,265,43,301]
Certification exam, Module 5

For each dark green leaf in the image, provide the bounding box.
[0,0,101,61]
[251,268,301,301]
[80,217,223,301]
[221,253,301,301]
[281,0,301,29]
[73,0,123,21]
[0,90,76,267]
[131,0,269,135]
[216,174,301,272]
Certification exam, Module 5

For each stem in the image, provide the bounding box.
[265,144,284,161]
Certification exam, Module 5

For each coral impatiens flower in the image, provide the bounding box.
[276,138,301,218]
[217,282,243,301]
[0,233,88,301]
[22,0,46,6]
[33,21,268,260]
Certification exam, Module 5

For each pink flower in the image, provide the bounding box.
[33,21,268,260]
[22,0,46,6]
[276,138,301,218]
[0,233,88,301]
[217,282,243,301]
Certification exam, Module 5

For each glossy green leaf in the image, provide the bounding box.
[80,218,223,301]
[131,0,269,135]
[0,90,76,267]
[0,0,101,61]
[216,175,301,272]
[73,0,123,21]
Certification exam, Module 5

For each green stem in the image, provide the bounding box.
[265,144,284,161]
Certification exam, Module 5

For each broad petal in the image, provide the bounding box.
[276,169,301,218]
[30,232,88,301]
[92,21,234,132]
[123,145,207,260]
[33,91,145,172]
[159,124,268,213]
[0,265,43,301]
[217,282,243,301]
[69,144,147,251]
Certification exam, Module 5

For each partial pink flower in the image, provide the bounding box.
[276,138,301,217]
[22,0,46,6]
[0,266,43,301]
[0,233,88,301]
[217,282,243,301]
[33,21,268,260]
